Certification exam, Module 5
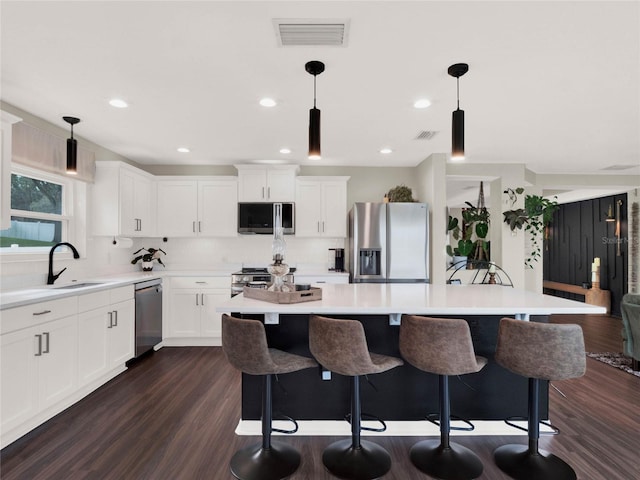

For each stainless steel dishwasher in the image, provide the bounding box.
[134,278,162,358]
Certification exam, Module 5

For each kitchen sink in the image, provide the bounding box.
[54,282,104,289]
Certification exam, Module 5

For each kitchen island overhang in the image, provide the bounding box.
[216,284,605,435]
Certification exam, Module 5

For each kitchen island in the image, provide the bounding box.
[216,283,605,436]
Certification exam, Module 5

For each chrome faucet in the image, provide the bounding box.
[47,242,80,285]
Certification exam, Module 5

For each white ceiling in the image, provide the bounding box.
[2,1,639,180]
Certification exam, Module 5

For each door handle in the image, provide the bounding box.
[193,221,196,233]
[139,219,142,231]
[196,294,199,306]
[108,311,114,328]
[322,221,325,233]
[262,187,265,199]
[113,310,118,327]
[35,334,43,356]
[33,310,52,316]
[43,332,50,354]
[198,221,202,233]
[201,293,205,305]
[317,221,320,233]
[267,187,271,199]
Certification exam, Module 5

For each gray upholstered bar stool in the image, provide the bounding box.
[493,317,586,480]
[309,315,404,480]
[399,314,487,480]
[221,314,318,480]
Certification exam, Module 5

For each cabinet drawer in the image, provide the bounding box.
[110,285,134,304]
[1,296,78,334]
[78,290,111,313]
[170,276,229,289]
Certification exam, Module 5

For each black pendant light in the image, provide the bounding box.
[305,60,325,160]
[63,116,81,174]
[448,63,469,161]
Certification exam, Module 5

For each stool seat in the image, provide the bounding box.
[309,315,403,480]
[493,318,586,480]
[400,315,486,480]
[222,314,317,480]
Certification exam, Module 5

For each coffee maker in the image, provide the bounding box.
[328,248,345,272]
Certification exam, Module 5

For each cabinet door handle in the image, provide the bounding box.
[113,310,118,327]
[193,221,196,233]
[322,221,325,233]
[43,332,50,354]
[317,221,320,233]
[33,310,52,316]
[195,281,207,284]
[196,294,199,306]
[267,187,271,199]
[108,311,114,328]
[262,187,265,199]
[201,293,205,305]
[139,219,142,231]
[35,334,43,356]
[198,221,202,233]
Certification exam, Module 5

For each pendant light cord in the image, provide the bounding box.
[313,74,317,108]
[456,77,460,110]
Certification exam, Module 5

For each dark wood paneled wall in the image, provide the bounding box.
[544,193,628,316]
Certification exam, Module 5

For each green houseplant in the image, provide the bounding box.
[446,201,490,265]
[386,185,415,202]
[503,187,559,268]
[131,247,166,271]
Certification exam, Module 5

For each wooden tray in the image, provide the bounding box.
[243,286,322,304]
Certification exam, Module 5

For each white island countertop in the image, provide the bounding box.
[217,283,607,316]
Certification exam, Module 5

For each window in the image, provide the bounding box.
[0,169,71,250]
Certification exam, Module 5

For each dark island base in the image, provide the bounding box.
[235,313,549,422]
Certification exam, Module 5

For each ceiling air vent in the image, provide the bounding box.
[415,130,438,140]
[274,19,349,47]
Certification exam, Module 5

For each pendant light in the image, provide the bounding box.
[448,63,469,161]
[305,60,325,160]
[63,116,81,175]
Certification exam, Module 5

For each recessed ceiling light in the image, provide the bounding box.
[280,148,291,154]
[177,147,190,153]
[260,98,277,107]
[413,99,431,109]
[109,98,128,108]
[380,148,393,154]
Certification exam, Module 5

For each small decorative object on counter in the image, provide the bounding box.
[268,204,292,292]
[131,247,166,271]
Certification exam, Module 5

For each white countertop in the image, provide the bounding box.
[216,283,607,316]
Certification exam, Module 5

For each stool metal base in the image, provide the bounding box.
[322,438,391,480]
[410,440,483,480]
[230,442,300,480]
[494,444,577,480]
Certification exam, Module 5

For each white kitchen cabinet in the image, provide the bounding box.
[1,111,22,230]
[295,177,349,237]
[166,276,229,345]
[236,165,298,202]
[156,178,237,237]
[77,286,134,387]
[1,315,77,436]
[92,161,156,237]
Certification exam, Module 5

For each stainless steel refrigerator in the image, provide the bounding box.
[349,202,429,283]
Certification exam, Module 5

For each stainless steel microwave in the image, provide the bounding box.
[238,202,295,235]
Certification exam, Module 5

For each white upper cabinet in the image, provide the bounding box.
[1,111,22,230]
[295,177,349,237]
[156,178,237,237]
[92,162,156,237]
[236,165,298,202]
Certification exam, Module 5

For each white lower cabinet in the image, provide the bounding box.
[166,276,229,346]
[1,314,77,440]
[1,284,136,448]
[78,287,135,387]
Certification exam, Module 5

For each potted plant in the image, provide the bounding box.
[502,187,559,268]
[386,184,415,202]
[446,202,490,267]
[131,247,166,271]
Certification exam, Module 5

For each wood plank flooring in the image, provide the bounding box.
[1,314,638,479]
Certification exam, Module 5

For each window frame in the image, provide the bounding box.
[0,165,76,258]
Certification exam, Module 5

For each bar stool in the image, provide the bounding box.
[221,314,318,480]
[493,317,586,480]
[399,314,487,480]
[309,315,404,480]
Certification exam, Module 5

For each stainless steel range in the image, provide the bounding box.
[231,267,295,297]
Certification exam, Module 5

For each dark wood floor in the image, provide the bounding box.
[2,314,638,479]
